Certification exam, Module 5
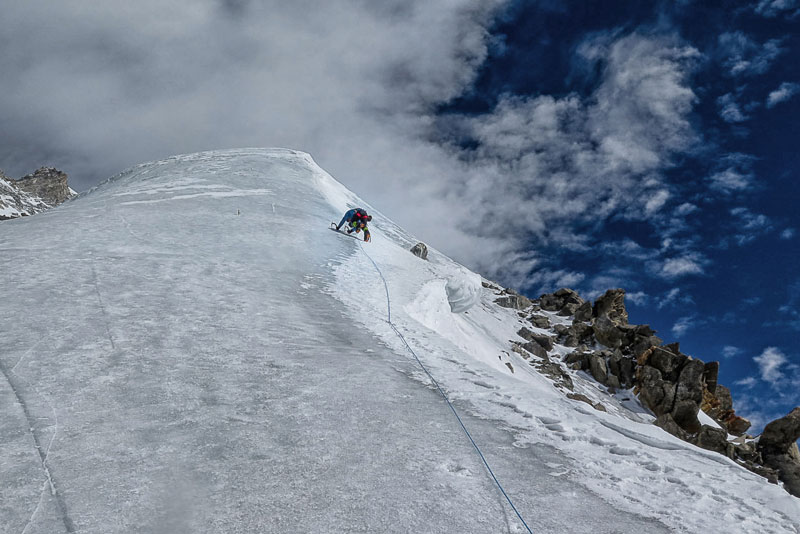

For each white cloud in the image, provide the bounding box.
[709,167,754,192]
[659,288,682,309]
[754,346,788,385]
[717,32,784,77]
[723,345,743,359]
[717,93,749,122]
[625,291,649,306]
[659,255,705,279]
[734,376,758,388]
[671,315,695,337]
[0,4,707,293]
[645,190,671,215]
[657,287,696,309]
[781,228,796,239]
[707,152,757,194]
[730,207,772,245]
[766,82,800,108]
[755,0,800,17]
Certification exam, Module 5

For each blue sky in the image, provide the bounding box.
[0,0,797,432]
[448,0,800,432]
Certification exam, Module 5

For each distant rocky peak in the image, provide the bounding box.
[16,167,74,206]
[0,166,75,221]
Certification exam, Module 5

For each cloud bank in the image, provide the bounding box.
[1,1,719,292]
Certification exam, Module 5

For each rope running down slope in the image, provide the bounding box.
[358,241,534,534]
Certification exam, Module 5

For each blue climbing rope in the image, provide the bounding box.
[358,242,534,534]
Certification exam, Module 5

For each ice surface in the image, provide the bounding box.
[1,148,797,533]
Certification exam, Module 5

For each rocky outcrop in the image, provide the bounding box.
[635,345,707,434]
[494,288,532,310]
[491,282,794,498]
[517,327,554,351]
[0,167,75,220]
[410,242,428,260]
[758,408,800,497]
[701,384,751,437]
[15,167,74,206]
[554,322,594,347]
[593,288,628,325]
[539,288,585,316]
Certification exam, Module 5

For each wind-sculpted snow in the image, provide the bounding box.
[1,148,797,533]
[445,270,483,313]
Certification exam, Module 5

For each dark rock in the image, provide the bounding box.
[637,366,676,417]
[515,340,547,359]
[564,351,589,371]
[758,407,800,497]
[634,324,657,337]
[529,314,551,329]
[618,358,635,389]
[655,414,688,441]
[703,361,719,394]
[606,374,621,389]
[588,354,609,385]
[534,360,574,391]
[715,385,733,413]
[648,347,688,383]
[694,425,729,455]
[511,344,531,360]
[540,288,584,314]
[606,350,635,389]
[593,289,628,325]
[724,414,751,436]
[557,302,581,316]
[733,438,762,464]
[675,359,705,405]
[666,358,705,433]
[574,301,593,322]
[495,293,532,310]
[516,328,554,351]
[593,315,624,349]
[553,324,570,336]
[557,322,594,348]
[409,242,428,260]
[672,400,701,434]
[631,335,663,357]
[607,350,622,377]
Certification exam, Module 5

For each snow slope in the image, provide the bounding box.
[1,148,797,533]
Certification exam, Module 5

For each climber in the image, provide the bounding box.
[346,217,371,242]
[336,208,372,231]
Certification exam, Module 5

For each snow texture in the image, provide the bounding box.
[0,148,798,533]
[445,270,483,313]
